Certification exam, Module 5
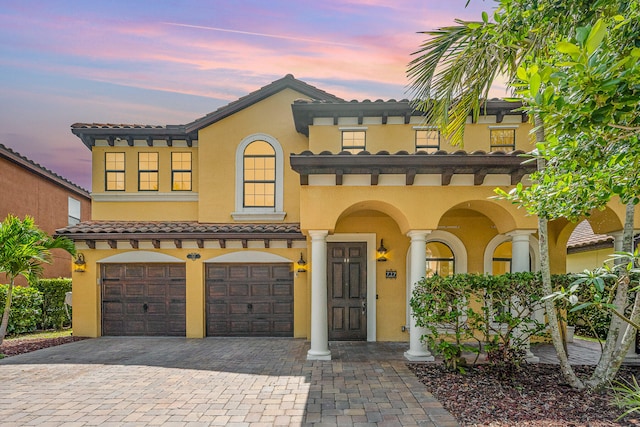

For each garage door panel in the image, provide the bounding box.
[206,263,293,337]
[273,302,292,314]
[101,263,185,336]
[251,283,270,297]
[229,303,250,314]
[229,265,249,279]
[249,265,269,279]
[273,284,292,296]
[125,265,144,278]
[229,284,249,296]
[272,265,291,278]
[147,284,167,297]
[251,302,270,314]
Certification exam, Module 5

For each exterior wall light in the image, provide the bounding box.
[73,253,87,272]
[297,253,307,272]
[187,252,201,261]
[377,239,388,262]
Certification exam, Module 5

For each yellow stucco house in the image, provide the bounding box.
[58,74,635,361]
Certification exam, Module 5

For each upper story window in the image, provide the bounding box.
[138,152,158,191]
[68,197,81,226]
[171,152,192,191]
[490,128,516,151]
[233,133,285,221]
[415,129,440,153]
[341,130,366,154]
[105,152,125,191]
[243,141,275,208]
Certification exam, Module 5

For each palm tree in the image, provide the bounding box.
[0,215,75,345]
[405,0,616,389]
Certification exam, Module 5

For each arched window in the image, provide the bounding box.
[426,241,455,277]
[243,141,275,208]
[233,133,285,221]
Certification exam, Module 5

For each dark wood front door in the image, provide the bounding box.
[328,242,367,340]
[205,263,293,337]
[101,263,186,336]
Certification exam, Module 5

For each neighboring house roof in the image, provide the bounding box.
[291,98,526,136]
[56,221,305,248]
[290,150,535,186]
[71,74,343,149]
[566,220,614,254]
[0,143,90,199]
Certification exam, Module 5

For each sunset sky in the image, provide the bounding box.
[0,0,499,190]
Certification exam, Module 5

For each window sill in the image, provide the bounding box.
[231,211,287,221]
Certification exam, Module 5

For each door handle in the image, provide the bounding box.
[143,303,148,312]
[247,303,253,311]
[361,300,367,314]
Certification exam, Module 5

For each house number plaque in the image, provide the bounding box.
[385,270,397,279]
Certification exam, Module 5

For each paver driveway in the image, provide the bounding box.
[0,337,458,426]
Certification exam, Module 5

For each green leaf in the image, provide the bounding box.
[467,22,481,30]
[516,66,527,81]
[557,42,580,56]
[569,302,593,312]
[586,18,607,56]
[576,26,590,44]
[482,11,488,23]
[529,72,541,98]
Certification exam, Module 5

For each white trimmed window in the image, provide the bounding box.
[233,133,285,221]
[341,130,366,154]
[415,129,440,153]
[68,197,81,226]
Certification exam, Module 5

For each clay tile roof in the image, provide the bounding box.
[0,143,90,197]
[55,221,304,240]
[567,220,614,252]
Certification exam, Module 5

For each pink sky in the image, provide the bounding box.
[0,0,499,190]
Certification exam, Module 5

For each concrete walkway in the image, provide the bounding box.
[0,338,459,426]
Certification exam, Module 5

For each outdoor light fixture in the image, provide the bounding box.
[73,253,87,272]
[377,239,388,262]
[186,252,201,261]
[296,253,307,272]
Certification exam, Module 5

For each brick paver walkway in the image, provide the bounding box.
[0,338,459,426]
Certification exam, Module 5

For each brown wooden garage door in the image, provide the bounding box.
[101,263,186,336]
[206,263,293,337]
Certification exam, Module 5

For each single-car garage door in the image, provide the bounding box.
[206,263,293,337]
[101,263,186,336]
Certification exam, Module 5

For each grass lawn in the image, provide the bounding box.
[6,329,72,341]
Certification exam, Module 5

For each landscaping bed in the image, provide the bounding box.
[0,333,86,358]
[409,363,640,426]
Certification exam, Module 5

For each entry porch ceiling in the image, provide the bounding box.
[289,150,536,186]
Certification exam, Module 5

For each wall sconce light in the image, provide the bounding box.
[377,239,388,262]
[297,253,307,272]
[73,253,87,272]
[187,252,201,261]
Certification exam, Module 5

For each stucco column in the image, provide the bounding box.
[507,230,539,362]
[405,230,435,361]
[307,230,331,360]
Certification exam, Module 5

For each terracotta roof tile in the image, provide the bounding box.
[56,221,304,239]
[567,220,613,250]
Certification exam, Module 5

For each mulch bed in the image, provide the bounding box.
[409,363,640,426]
[0,336,87,357]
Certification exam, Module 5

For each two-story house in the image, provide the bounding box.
[59,75,634,360]
[1,143,91,284]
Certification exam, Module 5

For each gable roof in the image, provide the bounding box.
[0,143,90,198]
[184,74,343,133]
[71,74,343,149]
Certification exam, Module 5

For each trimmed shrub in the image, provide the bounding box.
[0,284,43,335]
[32,278,72,330]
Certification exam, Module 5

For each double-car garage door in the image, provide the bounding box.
[101,263,293,337]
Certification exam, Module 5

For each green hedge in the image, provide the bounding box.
[0,285,43,335]
[32,278,72,330]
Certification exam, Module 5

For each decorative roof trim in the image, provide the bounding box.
[0,143,90,198]
[291,98,526,136]
[290,150,535,186]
